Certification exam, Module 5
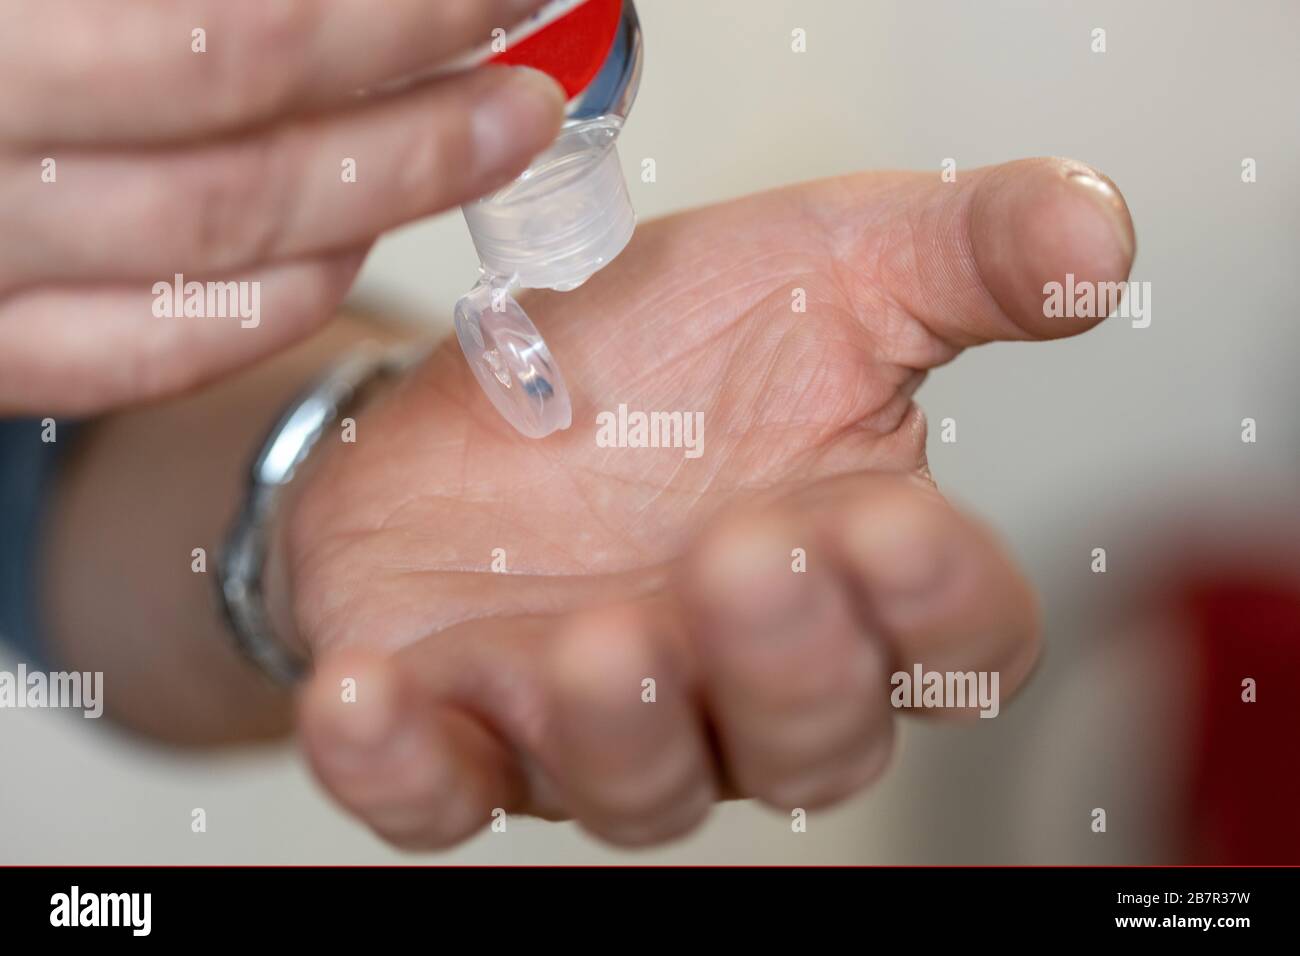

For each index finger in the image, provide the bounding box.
[0,0,550,144]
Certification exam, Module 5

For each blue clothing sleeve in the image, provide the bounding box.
[0,417,80,668]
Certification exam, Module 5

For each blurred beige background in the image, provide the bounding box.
[3,0,1297,863]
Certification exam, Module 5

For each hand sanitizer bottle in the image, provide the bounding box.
[453,0,643,438]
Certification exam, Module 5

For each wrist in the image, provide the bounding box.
[223,337,427,678]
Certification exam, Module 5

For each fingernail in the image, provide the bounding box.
[472,66,566,180]
[1063,163,1136,262]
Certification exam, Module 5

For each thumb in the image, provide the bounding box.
[824,156,1137,350]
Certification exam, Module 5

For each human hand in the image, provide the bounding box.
[291,157,1135,848]
[0,0,564,413]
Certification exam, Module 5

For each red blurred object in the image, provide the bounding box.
[489,0,623,99]
[1183,573,1300,863]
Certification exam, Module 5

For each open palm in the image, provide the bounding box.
[291,157,1135,849]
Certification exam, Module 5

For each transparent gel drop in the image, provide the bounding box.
[453,280,572,439]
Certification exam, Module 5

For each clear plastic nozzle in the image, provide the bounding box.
[453,0,642,439]
[453,277,572,439]
[454,117,634,438]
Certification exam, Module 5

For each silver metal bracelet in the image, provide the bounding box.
[217,342,424,686]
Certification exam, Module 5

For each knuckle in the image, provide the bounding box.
[203,1,319,128]
[387,93,477,212]
[177,138,285,270]
[845,476,952,550]
[558,605,658,678]
[683,510,798,611]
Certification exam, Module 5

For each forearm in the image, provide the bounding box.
[40,315,408,746]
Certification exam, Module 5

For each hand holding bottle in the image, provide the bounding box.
[0,0,566,413]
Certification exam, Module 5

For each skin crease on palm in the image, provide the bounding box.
[288,157,1137,850]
